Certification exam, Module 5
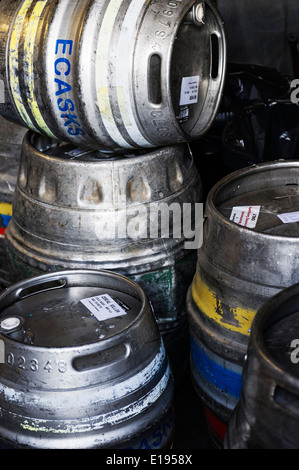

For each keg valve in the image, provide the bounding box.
[0,316,25,341]
[184,3,205,26]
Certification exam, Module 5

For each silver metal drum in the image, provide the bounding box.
[5,131,203,379]
[186,160,299,446]
[0,116,26,288]
[0,0,226,151]
[225,282,299,449]
[0,269,174,449]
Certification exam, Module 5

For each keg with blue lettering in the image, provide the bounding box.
[5,131,203,381]
[0,0,226,151]
[186,160,299,446]
[0,269,174,449]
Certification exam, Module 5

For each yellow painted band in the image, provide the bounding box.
[191,271,256,336]
[9,0,39,132]
[9,0,56,138]
[23,0,56,138]
[0,203,12,216]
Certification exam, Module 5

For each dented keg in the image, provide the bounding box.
[0,269,174,449]
[5,131,203,378]
[0,0,226,151]
[186,160,299,445]
[225,282,299,449]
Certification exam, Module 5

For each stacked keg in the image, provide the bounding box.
[0,0,226,449]
[187,160,299,447]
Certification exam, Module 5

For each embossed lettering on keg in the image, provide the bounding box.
[0,269,174,449]
[186,160,299,445]
[5,131,203,378]
[0,0,226,151]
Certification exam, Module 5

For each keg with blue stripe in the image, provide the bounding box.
[0,269,174,449]
[186,160,299,446]
[0,0,226,151]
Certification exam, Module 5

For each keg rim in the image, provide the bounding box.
[25,130,192,166]
[250,282,299,388]
[0,268,150,351]
[206,159,299,241]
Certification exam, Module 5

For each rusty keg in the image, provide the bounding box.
[186,160,299,445]
[5,131,203,379]
[225,282,299,449]
[0,0,226,151]
[0,269,174,449]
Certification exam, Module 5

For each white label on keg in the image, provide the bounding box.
[230,206,261,228]
[179,76,200,106]
[80,294,127,321]
[277,211,299,224]
[0,80,4,103]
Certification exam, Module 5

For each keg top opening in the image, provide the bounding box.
[212,161,299,237]
[0,271,143,348]
[170,1,225,139]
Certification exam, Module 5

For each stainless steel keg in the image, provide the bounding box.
[186,160,299,445]
[5,131,203,378]
[0,116,26,288]
[0,0,226,151]
[225,282,299,449]
[0,269,174,449]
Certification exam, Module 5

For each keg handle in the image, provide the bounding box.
[16,278,66,300]
[273,384,299,417]
[72,341,131,372]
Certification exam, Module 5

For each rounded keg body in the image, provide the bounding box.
[225,282,299,449]
[0,0,226,151]
[187,160,299,444]
[0,270,174,449]
[5,132,203,378]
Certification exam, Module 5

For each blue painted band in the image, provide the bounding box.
[190,336,242,399]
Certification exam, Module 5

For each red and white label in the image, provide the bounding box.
[230,206,261,228]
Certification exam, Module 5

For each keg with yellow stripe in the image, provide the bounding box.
[0,0,226,152]
[186,160,299,446]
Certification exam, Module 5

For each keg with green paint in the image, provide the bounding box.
[186,160,299,445]
[6,131,203,379]
[0,0,226,151]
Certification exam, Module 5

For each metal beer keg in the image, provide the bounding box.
[0,269,174,449]
[0,0,226,151]
[5,131,203,378]
[0,116,27,288]
[186,160,299,446]
[225,282,299,449]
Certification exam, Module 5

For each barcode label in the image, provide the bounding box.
[80,294,127,321]
[179,76,200,106]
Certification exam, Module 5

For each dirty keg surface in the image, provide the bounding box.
[218,185,299,236]
[264,310,299,377]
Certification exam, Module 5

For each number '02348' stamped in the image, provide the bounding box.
[5,352,67,373]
